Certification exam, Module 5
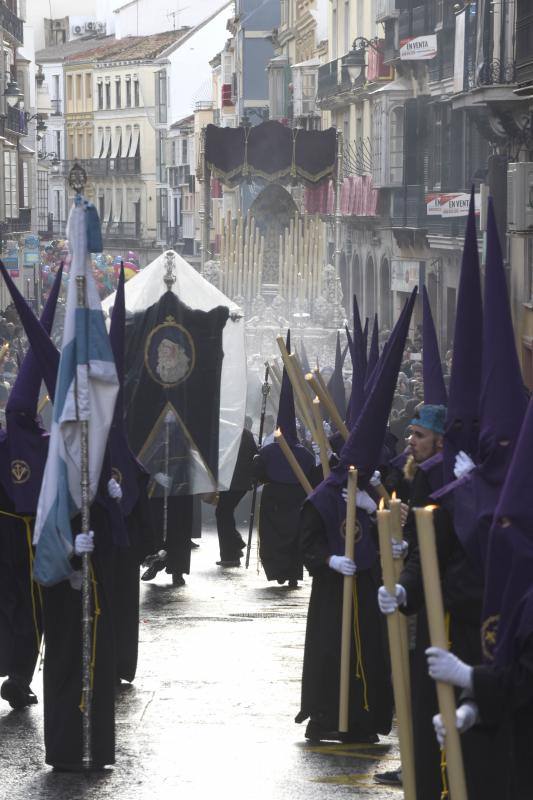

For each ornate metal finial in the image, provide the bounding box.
[163,250,177,291]
[68,161,87,195]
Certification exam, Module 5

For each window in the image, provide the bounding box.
[4,150,17,218]
[22,161,29,206]
[332,1,337,59]
[155,70,167,123]
[56,130,61,157]
[66,75,73,104]
[156,188,168,240]
[125,77,131,106]
[302,72,316,114]
[86,74,92,101]
[156,130,166,182]
[97,81,103,109]
[77,132,84,159]
[115,78,121,108]
[105,80,111,109]
[76,74,82,106]
[372,102,383,185]
[389,107,404,185]
[134,79,140,106]
[181,137,188,165]
[344,0,350,53]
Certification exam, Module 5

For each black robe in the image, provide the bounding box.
[471,636,533,800]
[296,502,393,737]
[258,482,306,582]
[0,484,42,685]
[113,474,155,683]
[148,494,192,576]
[400,470,508,799]
[42,502,116,769]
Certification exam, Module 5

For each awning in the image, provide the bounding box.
[111,127,121,159]
[123,127,132,159]
[102,128,112,158]
[129,126,140,158]
[94,128,104,158]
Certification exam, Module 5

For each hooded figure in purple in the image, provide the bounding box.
[432,198,527,572]
[295,288,417,744]
[253,330,316,587]
[0,264,62,711]
[108,265,155,683]
[424,391,533,800]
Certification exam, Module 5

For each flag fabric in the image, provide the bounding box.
[33,201,119,586]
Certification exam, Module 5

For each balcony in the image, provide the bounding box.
[317,57,353,110]
[165,226,183,246]
[0,208,32,235]
[5,105,27,135]
[50,98,62,116]
[391,185,427,229]
[399,6,429,41]
[103,221,141,241]
[376,0,399,23]
[61,156,141,178]
[0,1,23,44]
[38,213,66,238]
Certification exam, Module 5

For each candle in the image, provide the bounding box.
[339,466,358,732]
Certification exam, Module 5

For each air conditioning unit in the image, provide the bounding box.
[85,21,96,32]
[507,162,533,232]
[96,22,106,32]
[71,24,83,36]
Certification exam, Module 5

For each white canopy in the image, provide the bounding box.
[102,250,246,492]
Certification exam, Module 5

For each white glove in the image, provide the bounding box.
[341,487,377,514]
[432,702,480,746]
[154,472,172,490]
[391,538,408,559]
[69,570,83,591]
[426,646,474,690]
[454,450,476,480]
[329,555,357,576]
[74,531,94,555]
[107,477,122,500]
[369,470,382,487]
[356,489,377,514]
[377,584,407,614]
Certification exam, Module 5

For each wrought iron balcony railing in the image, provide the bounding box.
[0,1,23,44]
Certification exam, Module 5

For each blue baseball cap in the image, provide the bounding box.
[410,404,446,435]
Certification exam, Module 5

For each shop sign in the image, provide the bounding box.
[426,192,481,218]
[391,260,420,292]
[400,35,438,60]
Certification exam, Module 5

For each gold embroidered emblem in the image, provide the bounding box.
[340,518,362,543]
[11,460,31,484]
[481,615,499,661]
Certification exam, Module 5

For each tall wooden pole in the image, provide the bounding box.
[339,466,357,732]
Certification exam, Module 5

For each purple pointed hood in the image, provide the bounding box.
[335,288,417,483]
[307,288,417,563]
[1,266,62,513]
[442,189,482,482]
[0,261,60,401]
[365,314,379,384]
[482,392,533,666]
[422,286,447,405]
[276,330,297,446]
[326,332,347,419]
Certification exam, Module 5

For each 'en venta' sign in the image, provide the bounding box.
[400,34,438,60]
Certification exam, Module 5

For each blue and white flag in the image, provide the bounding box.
[33,201,119,586]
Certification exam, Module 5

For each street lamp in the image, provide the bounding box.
[344,39,368,89]
[4,79,24,107]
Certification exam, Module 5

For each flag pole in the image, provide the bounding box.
[76,272,93,771]
[245,363,270,568]
[69,161,93,771]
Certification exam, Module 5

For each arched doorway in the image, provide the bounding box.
[249,183,298,283]
[351,252,362,302]
[365,254,376,320]
[379,256,392,329]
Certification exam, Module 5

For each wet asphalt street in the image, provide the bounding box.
[0,526,401,800]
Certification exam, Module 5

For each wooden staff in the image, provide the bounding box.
[414,506,468,800]
[339,466,358,732]
[376,504,417,799]
[311,396,331,478]
[276,335,316,436]
[305,372,350,441]
[388,494,412,706]
[274,429,313,495]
